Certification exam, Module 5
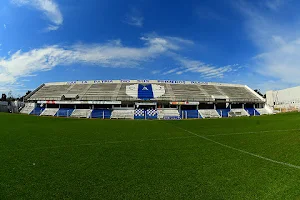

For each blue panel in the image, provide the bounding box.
[30,107,45,116]
[164,116,181,120]
[134,109,158,119]
[245,108,260,116]
[55,108,74,117]
[138,84,154,100]
[91,109,112,119]
[217,109,230,118]
[181,110,201,119]
[255,109,261,115]
[145,109,157,119]
[134,109,145,119]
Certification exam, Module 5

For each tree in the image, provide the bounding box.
[1,93,6,101]
[25,90,32,96]
[6,90,15,102]
[19,90,32,102]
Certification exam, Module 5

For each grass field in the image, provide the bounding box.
[1,113,300,199]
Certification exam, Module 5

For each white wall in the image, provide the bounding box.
[266,86,300,108]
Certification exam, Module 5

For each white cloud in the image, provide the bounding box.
[0,33,240,91]
[45,24,59,31]
[174,56,239,79]
[3,24,6,29]
[123,8,143,27]
[0,33,238,88]
[254,38,300,84]
[151,70,160,75]
[11,0,63,31]
[0,82,29,96]
[162,68,181,75]
[141,35,193,52]
[265,0,285,11]
[0,35,193,84]
[235,0,300,88]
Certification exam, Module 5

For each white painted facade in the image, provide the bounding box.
[266,86,300,109]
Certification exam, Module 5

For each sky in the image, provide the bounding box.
[0,0,299,96]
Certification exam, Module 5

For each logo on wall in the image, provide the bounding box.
[126,84,165,100]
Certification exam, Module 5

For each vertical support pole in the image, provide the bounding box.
[221,110,223,118]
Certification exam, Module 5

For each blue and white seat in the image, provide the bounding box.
[146,109,158,119]
[198,110,220,118]
[216,109,230,118]
[71,109,92,118]
[91,109,112,119]
[245,108,260,116]
[30,107,45,115]
[55,108,74,117]
[158,109,180,119]
[134,109,145,119]
[111,109,134,119]
[40,108,59,116]
[20,103,35,114]
[256,107,272,115]
[181,110,200,119]
[228,109,249,117]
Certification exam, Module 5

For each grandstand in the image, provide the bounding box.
[22,80,272,119]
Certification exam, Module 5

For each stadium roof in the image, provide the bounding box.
[27,80,265,103]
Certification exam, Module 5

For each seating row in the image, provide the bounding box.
[21,107,270,119]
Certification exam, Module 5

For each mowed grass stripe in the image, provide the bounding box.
[0,135,198,152]
[169,123,300,170]
[206,128,300,137]
[1,112,300,199]
[2,127,299,152]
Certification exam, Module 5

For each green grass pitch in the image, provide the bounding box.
[1,112,300,199]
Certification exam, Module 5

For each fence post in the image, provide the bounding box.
[221,110,223,118]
